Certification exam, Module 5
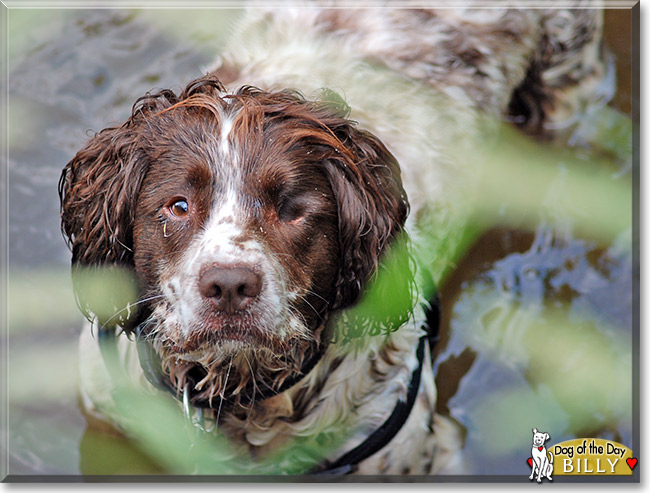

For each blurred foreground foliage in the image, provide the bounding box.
[6,5,634,470]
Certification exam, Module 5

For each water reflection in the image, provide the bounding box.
[435,225,633,474]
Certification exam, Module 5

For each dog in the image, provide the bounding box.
[59,5,608,475]
[530,428,554,482]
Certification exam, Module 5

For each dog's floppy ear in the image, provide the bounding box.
[59,122,149,269]
[545,433,550,441]
[322,123,410,313]
[532,428,538,434]
[59,118,151,326]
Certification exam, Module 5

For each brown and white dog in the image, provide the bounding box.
[60,5,608,475]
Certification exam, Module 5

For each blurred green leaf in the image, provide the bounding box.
[465,121,632,244]
[8,269,79,333]
[71,266,139,327]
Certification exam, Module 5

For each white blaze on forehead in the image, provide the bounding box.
[220,113,235,157]
[218,98,242,158]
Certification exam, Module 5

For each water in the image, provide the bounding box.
[5,8,635,479]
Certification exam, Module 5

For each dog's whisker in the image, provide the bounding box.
[99,294,166,329]
[241,352,262,406]
[215,356,233,431]
[299,288,330,306]
[293,294,324,319]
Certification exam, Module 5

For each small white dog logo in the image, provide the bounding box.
[529,428,554,482]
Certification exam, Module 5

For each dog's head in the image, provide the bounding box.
[532,428,550,448]
[59,75,410,407]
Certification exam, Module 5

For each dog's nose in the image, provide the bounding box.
[198,265,263,313]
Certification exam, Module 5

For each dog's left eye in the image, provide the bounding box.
[277,197,307,223]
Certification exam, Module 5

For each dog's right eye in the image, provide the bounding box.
[168,199,190,218]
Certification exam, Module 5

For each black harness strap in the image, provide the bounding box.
[313,336,427,475]
[312,295,439,475]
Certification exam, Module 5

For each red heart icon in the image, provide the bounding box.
[527,458,533,468]
[626,457,638,470]
[538,446,543,451]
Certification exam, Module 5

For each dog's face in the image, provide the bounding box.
[532,428,550,448]
[60,76,409,407]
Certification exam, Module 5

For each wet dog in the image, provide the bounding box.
[61,6,608,475]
